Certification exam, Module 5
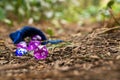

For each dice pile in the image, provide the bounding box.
[15,35,48,60]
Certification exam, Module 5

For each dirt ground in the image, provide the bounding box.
[0,21,120,80]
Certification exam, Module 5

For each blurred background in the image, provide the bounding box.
[0,0,120,25]
[0,1,120,80]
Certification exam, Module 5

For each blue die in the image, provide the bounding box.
[15,48,27,56]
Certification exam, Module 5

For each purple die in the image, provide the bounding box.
[27,40,41,51]
[32,35,41,41]
[16,41,27,49]
[15,48,27,56]
[34,45,48,60]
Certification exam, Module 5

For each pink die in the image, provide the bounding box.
[16,41,27,49]
[32,35,42,41]
[27,40,41,51]
[34,45,48,60]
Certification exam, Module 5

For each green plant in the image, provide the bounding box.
[0,0,82,23]
[0,8,5,20]
[0,0,120,24]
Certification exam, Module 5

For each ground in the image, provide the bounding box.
[0,21,120,80]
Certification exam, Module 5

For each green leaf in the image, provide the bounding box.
[3,19,13,26]
[46,28,54,37]
[107,0,115,8]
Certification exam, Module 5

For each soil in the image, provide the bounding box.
[0,21,120,80]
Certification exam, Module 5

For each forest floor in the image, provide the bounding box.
[0,21,120,80]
